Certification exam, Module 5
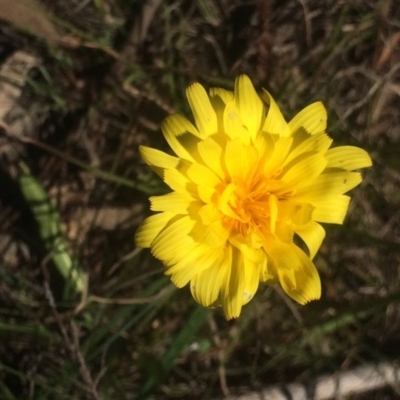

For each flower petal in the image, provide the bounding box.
[269,194,279,233]
[210,87,234,104]
[161,114,201,162]
[221,246,246,319]
[164,168,191,193]
[261,135,293,175]
[199,203,222,225]
[225,139,258,182]
[294,171,362,200]
[223,100,250,143]
[186,83,218,137]
[275,200,314,235]
[280,153,327,189]
[139,146,179,177]
[152,215,196,264]
[186,162,221,188]
[325,146,372,170]
[203,219,231,248]
[170,245,224,288]
[150,192,194,213]
[197,137,226,181]
[288,102,327,135]
[209,88,232,132]
[229,234,264,263]
[312,195,351,224]
[135,212,175,248]
[272,244,321,304]
[254,133,275,166]
[294,220,326,259]
[283,132,333,167]
[229,238,264,305]
[235,75,264,141]
[261,90,291,137]
[241,257,261,306]
[190,249,228,307]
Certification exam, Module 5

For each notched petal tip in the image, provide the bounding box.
[274,245,322,305]
[161,114,203,162]
[261,89,291,137]
[325,146,372,171]
[289,102,327,136]
[186,83,218,137]
[209,87,234,104]
[139,145,179,172]
[234,75,264,141]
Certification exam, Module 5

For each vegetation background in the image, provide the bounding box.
[0,0,399,399]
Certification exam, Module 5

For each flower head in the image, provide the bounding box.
[135,75,372,319]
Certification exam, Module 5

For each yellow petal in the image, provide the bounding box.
[269,194,278,233]
[223,100,250,143]
[210,87,234,104]
[274,221,294,244]
[261,89,291,137]
[150,192,194,213]
[283,132,333,167]
[186,83,218,137]
[164,168,191,193]
[288,102,327,135]
[199,203,222,225]
[203,219,230,248]
[220,250,263,317]
[161,115,201,162]
[253,132,274,167]
[272,244,321,304]
[151,215,196,264]
[190,249,228,306]
[260,261,277,283]
[280,153,327,188]
[221,246,246,319]
[261,135,293,175]
[234,75,264,141]
[229,234,265,263]
[312,195,351,224]
[139,146,179,177]
[241,257,261,306]
[197,137,226,181]
[294,221,325,259]
[225,139,258,181]
[218,183,240,219]
[186,161,221,188]
[197,184,216,203]
[169,245,223,288]
[325,146,372,170]
[208,88,232,133]
[292,203,315,225]
[294,171,362,200]
[134,212,174,248]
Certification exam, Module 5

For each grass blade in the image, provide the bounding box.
[18,163,84,296]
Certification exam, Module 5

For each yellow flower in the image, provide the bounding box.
[135,75,372,319]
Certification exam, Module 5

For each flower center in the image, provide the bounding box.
[217,175,282,235]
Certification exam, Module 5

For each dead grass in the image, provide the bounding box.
[0,0,400,399]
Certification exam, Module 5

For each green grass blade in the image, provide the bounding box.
[18,163,84,295]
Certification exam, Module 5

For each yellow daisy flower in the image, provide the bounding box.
[135,75,372,320]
